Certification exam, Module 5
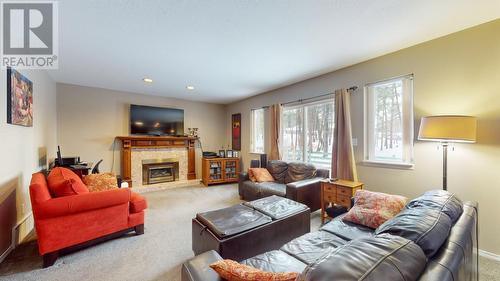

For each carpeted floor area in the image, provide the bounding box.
[0,183,499,281]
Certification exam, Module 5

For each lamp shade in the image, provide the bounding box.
[418,115,477,143]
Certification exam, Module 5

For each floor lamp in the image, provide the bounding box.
[418,115,477,190]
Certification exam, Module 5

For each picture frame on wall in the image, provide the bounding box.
[227,150,233,158]
[232,113,241,150]
[233,151,239,158]
[218,150,226,158]
[7,68,33,127]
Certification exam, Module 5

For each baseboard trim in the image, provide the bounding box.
[478,249,500,261]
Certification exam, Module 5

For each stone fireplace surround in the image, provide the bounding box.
[132,150,186,187]
[116,136,197,188]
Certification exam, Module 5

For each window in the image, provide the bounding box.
[250,108,265,153]
[281,99,334,168]
[364,75,414,166]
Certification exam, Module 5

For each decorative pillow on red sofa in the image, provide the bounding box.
[210,259,298,281]
[47,167,89,197]
[343,190,407,229]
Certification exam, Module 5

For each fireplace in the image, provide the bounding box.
[142,158,179,185]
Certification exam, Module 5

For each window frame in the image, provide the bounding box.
[250,108,266,154]
[280,97,334,169]
[363,74,414,169]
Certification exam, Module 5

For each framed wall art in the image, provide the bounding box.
[7,68,33,127]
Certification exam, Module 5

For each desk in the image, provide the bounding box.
[320,179,364,224]
[68,164,92,179]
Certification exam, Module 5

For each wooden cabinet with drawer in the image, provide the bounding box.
[320,179,364,224]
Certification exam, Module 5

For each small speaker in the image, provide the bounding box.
[260,154,267,168]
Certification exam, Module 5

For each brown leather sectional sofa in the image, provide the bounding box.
[238,160,329,211]
[182,190,478,281]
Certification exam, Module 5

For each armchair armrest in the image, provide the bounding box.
[181,250,223,281]
[35,188,131,219]
[239,172,249,183]
[286,177,324,212]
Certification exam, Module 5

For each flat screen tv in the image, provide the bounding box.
[130,104,184,136]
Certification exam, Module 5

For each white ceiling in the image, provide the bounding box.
[48,0,500,104]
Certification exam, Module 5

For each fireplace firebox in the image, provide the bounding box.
[142,158,179,185]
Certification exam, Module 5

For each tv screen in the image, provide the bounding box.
[130,104,184,136]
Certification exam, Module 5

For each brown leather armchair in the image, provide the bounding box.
[238,160,329,212]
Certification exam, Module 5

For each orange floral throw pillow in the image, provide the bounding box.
[248,168,274,183]
[83,173,118,193]
[247,169,257,182]
[210,259,298,281]
[343,190,407,229]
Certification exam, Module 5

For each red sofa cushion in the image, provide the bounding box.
[47,167,89,197]
[130,192,147,213]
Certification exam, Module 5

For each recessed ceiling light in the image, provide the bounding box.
[143,78,153,83]
[186,85,195,90]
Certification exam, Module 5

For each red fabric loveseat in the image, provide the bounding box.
[29,169,147,267]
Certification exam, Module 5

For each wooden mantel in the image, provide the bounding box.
[116,136,198,186]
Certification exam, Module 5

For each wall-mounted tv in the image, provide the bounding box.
[130,104,184,136]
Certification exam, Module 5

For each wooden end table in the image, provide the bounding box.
[320,179,364,224]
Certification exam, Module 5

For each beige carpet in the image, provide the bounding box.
[0,183,498,281]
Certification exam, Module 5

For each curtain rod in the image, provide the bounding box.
[251,86,358,111]
[280,86,358,106]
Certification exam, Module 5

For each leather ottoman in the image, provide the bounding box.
[192,196,310,261]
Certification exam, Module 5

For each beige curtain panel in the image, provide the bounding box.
[269,104,282,160]
[331,89,358,181]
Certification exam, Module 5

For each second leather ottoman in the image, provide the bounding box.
[192,196,310,261]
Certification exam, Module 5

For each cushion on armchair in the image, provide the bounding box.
[83,173,118,192]
[249,168,274,182]
[47,167,89,197]
[267,160,288,183]
[285,162,316,184]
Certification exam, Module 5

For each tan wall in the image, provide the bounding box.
[57,84,227,178]
[226,19,500,254]
[0,69,57,243]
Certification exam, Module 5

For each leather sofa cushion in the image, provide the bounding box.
[298,233,427,281]
[280,230,347,264]
[196,205,272,239]
[258,182,286,197]
[321,214,374,241]
[285,162,316,184]
[47,167,89,197]
[406,190,463,223]
[242,250,307,273]
[375,208,452,257]
[267,160,288,183]
[243,195,308,220]
[182,250,223,281]
[130,192,147,213]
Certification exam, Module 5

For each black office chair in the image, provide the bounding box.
[92,159,103,174]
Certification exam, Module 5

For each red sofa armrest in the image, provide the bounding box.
[35,188,131,219]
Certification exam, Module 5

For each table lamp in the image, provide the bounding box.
[418,115,477,190]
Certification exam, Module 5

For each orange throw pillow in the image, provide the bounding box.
[83,173,118,192]
[47,167,89,197]
[247,169,257,182]
[343,190,407,229]
[210,259,298,281]
[248,168,274,182]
